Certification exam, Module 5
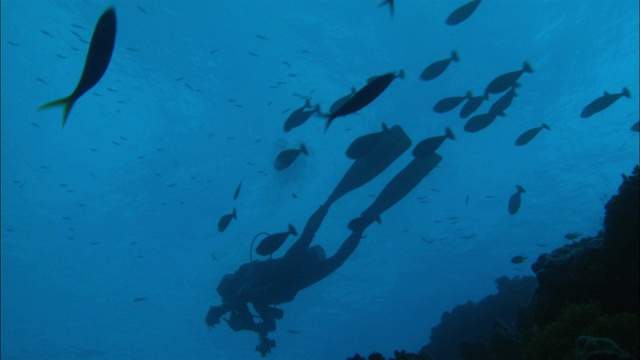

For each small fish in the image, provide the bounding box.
[38,7,117,127]
[8,40,20,46]
[346,123,389,159]
[489,85,519,115]
[580,88,631,118]
[282,61,291,68]
[465,194,469,207]
[515,123,550,146]
[325,70,404,131]
[36,78,48,84]
[446,0,482,25]
[133,297,147,302]
[330,87,357,114]
[126,47,138,52]
[564,232,582,240]
[255,224,298,256]
[412,127,455,157]
[136,6,150,14]
[256,34,269,41]
[420,50,459,81]
[283,99,320,132]
[484,62,533,100]
[217,208,237,233]
[378,0,395,18]
[292,193,297,198]
[464,112,500,133]
[274,144,308,171]
[210,48,219,54]
[40,29,54,38]
[56,54,67,59]
[508,184,526,215]
[70,30,83,38]
[510,255,526,264]
[248,52,259,57]
[288,329,302,334]
[233,180,242,200]
[433,91,472,113]
[71,24,85,30]
[458,94,483,120]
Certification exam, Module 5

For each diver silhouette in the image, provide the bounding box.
[205,125,441,356]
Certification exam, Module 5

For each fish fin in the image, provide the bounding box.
[451,50,460,62]
[381,122,389,131]
[314,104,321,113]
[516,185,526,193]
[288,224,297,236]
[465,90,473,99]
[604,91,611,95]
[622,87,631,98]
[397,69,405,79]
[304,98,311,108]
[351,87,357,94]
[299,143,308,155]
[232,207,237,219]
[542,123,551,130]
[483,90,490,101]
[324,117,334,132]
[523,61,533,73]
[38,96,73,128]
[375,215,382,224]
[445,127,456,140]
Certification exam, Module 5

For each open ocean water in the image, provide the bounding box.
[1,1,638,359]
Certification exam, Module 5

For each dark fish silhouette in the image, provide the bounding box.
[255,224,298,256]
[346,123,389,159]
[564,232,582,240]
[631,121,639,132]
[274,144,308,170]
[484,62,533,100]
[420,51,459,81]
[508,185,526,215]
[233,180,242,200]
[412,127,455,157]
[326,70,404,131]
[349,152,442,231]
[38,7,117,127]
[515,123,550,146]
[510,255,526,264]
[284,99,320,132]
[460,92,484,118]
[464,112,502,133]
[133,297,147,302]
[489,85,519,115]
[217,208,237,232]
[378,0,394,18]
[433,91,472,113]
[446,0,482,25]
[580,88,631,118]
[329,87,357,114]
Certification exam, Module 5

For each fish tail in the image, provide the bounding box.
[299,143,308,155]
[324,117,334,132]
[397,69,405,79]
[622,87,631,98]
[523,61,534,73]
[38,96,74,128]
[516,185,526,193]
[445,127,456,140]
[232,207,237,219]
[451,50,460,62]
[542,123,551,130]
[304,98,311,108]
[288,224,298,236]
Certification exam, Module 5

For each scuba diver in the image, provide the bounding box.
[205,125,442,356]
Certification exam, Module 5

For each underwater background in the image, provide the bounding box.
[1,1,638,359]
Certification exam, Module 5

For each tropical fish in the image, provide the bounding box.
[459,92,484,118]
[378,0,394,18]
[446,0,482,25]
[433,91,472,113]
[38,7,117,127]
[580,88,631,118]
[515,123,550,146]
[326,70,404,131]
[489,85,519,115]
[329,87,357,114]
[420,50,459,81]
[484,62,533,100]
[284,99,320,132]
[412,127,455,157]
[508,185,526,215]
[464,112,501,133]
[274,144,308,170]
[217,208,237,232]
[346,123,389,159]
[233,180,242,200]
[510,255,526,264]
[564,232,582,240]
[255,224,298,256]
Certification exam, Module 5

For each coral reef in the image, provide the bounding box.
[421,276,537,359]
[576,336,635,360]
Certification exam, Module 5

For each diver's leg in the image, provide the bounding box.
[283,203,329,259]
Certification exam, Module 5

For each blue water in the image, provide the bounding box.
[1,1,638,359]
